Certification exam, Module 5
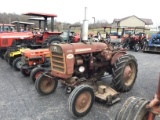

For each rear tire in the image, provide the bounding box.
[35,73,58,95]
[115,96,149,120]
[30,67,45,82]
[49,35,62,44]
[12,57,22,71]
[112,54,138,92]
[68,85,94,118]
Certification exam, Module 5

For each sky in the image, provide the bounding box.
[0,0,160,27]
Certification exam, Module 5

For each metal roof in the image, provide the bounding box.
[23,12,57,17]
[28,17,45,21]
[11,21,34,25]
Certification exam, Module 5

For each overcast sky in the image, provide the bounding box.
[0,0,160,26]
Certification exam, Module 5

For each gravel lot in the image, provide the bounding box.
[0,51,160,120]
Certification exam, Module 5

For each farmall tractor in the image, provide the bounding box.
[35,8,138,118]
[115,76,160,120]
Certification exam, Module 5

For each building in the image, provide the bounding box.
[112,15,153,28]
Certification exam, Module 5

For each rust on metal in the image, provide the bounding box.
[123,64,136,86]
[111,52,126,65]
[40,77,54,93]
[75,92,91,113]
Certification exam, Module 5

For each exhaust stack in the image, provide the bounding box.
[82,7,89,41]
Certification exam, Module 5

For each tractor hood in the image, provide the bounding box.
[50,42,108,55]
[0,32,33,47]
[0,32,33,39]
[22,48,50,58]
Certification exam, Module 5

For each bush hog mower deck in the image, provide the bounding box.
[116,76,160,120]
[35,8,138,118]
[20,48,50,76]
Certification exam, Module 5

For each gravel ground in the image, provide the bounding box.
[0,51,160,120]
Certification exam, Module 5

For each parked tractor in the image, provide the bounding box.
[142,33,160,52]
[0,20,36,59]
[23,12,63,47]
[20,48,50,76]
[122,27,149,52]
[96,26,124,45]
[35,8,138,118]
[115,76,160,120]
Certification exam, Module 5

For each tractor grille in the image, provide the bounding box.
[21,56,28,65]
[51,52,65,73]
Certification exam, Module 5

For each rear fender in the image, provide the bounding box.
[111,52,126,65]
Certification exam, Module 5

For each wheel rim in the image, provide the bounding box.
[40,77,55,93]
[75,91,91,113]
[16,61,22,69]
[35,71,42,79]
[123,63,136,86]
[24,69,29,74]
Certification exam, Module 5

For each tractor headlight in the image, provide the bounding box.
[33,62,36,65]
[79,66,85,73]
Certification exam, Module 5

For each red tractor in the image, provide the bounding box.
[23,12,63,46]
[34,9,138,117]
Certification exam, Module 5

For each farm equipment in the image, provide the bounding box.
[29,26,81,82]
[0,20,37,59]
[35,7,138,118]
[142,33,160,52]
[20,48,50,76]
[115,76,160,120]
[96,26,124,44]
[122,27,149,52]
[23,12,63,46]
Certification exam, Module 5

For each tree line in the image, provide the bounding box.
[0,12,110,31]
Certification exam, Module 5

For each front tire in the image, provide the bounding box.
[112,54,138,92]
[68,85,95,118]
[35,73,58,95]
[12,57,22,71]
[30,67,45,82]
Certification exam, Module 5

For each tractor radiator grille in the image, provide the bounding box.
[21,56,27,65]
[51,52,65,73]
